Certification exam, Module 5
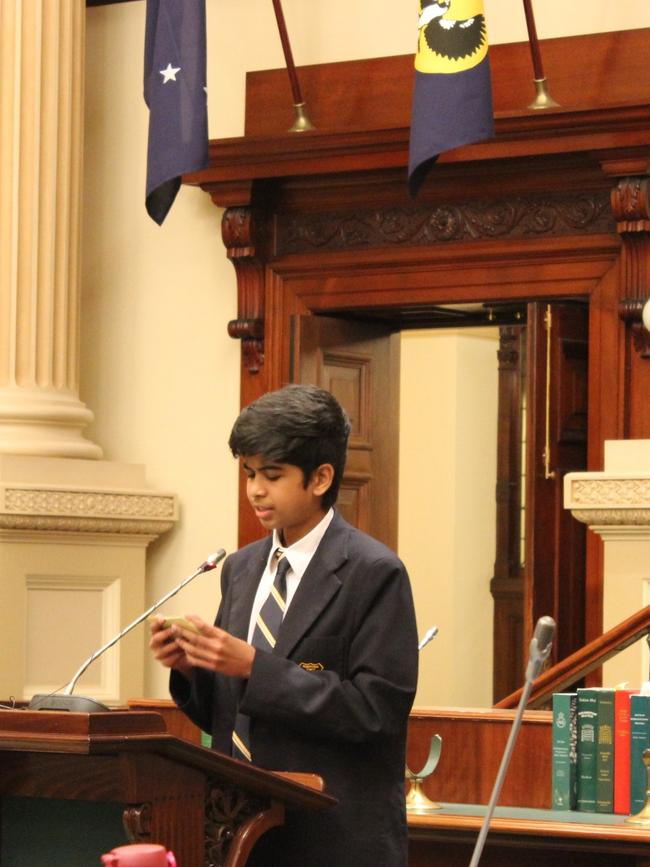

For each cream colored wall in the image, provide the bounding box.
[81,1,650,700]
[399,330,499,708]
[83,4,241,699]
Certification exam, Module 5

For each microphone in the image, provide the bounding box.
[467,615,556,867]
[418,625,439,651]
[526,615,556,680]
[28,549,226,713]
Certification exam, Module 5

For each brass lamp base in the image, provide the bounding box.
[406,734,442,814]
[289,102,315,132]
[625,804,650,826]
[405,777,442,814]
[528,77,560,110]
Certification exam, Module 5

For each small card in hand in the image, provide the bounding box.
[148,614,200,634]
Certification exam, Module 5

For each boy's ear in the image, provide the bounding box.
[310,463,335,496]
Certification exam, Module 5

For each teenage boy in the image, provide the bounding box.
[150,385,418,866]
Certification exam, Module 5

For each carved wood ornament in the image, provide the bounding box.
[222,207,266,375]
[612,175,650,358]
[205,785,283,867]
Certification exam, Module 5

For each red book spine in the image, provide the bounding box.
[614,689,636,814]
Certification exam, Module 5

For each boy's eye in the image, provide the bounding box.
[265,474,280,482]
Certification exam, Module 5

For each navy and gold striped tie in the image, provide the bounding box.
[232,549,290,762]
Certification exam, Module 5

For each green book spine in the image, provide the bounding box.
[630,694,650,814]
[552,692,577,809]
[595,688,615,812]
[577,688,598,812]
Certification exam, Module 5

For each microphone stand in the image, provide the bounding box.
[467,616,556,867]
[28,549,226,713]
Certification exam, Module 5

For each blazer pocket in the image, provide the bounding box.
[294,636,346,677]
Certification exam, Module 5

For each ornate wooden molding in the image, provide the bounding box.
[610,176,650,233]
[222,207,266,374]
[610,178,650,286]
[205,784,283,867]
[276,192,614,255]
[632,322,650,359]
[611,176,650,359]
[619,298,650,358]
[123,803,152,842]
[496,327,520,370]
[227,317,265,375]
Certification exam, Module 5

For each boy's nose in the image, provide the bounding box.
[248,476,265,498]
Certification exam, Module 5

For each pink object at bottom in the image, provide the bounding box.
[100,843,177,867]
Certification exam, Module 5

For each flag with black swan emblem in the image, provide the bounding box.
[144,0,209,224]
[408,0,494,196]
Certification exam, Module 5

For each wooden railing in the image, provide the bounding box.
[496,605,650,709]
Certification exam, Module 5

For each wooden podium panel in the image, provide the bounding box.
[407,707,553,809]
[0,709,334,867]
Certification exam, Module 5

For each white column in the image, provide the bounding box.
[565,440,650,687]
[0,2,178,705]
[0,0,100,458]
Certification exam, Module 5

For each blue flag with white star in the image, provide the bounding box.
[144,0,209,224]
[408,0,494,196]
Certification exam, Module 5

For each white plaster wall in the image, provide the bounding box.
[81,1,650,699]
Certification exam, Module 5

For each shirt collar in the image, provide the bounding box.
[270,508,334,580]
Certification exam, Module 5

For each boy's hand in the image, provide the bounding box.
[148,616,193,680]
[170,615,256,679]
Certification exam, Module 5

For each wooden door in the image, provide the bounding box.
[525,302,589,668]
[491,325,526,702]
[290,314,400,550]
[292,305,588,685]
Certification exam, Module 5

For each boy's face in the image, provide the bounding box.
[242,454,333,547]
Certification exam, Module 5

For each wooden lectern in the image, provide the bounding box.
[0,709,334,867]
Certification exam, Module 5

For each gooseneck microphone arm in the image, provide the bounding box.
[467,615,556,867]
[63,549,226,696]
[28,549,226,712]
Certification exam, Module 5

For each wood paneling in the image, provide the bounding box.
[244,29,650,136]
[407,707,552,808]
[291,314,399,549]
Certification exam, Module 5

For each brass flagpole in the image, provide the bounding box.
[271,0,315,131]
[522,0,559,109]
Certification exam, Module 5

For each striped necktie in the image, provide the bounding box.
[232,549,290,762]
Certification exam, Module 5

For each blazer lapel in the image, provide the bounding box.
[275,513,349,658]
[227,540,271,641]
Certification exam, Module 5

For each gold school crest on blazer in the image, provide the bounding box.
[299,661,325,671]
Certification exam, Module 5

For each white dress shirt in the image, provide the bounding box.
[246,508,334,643]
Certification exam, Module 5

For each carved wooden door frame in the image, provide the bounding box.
[192,31,650,659]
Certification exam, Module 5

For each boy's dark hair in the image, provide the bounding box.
[228,385,351,510]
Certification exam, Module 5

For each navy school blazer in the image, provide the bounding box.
[171,511,419,867]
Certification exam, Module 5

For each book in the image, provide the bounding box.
[613,688,636,814]
[576,688,599,811]
[552,692,577,809]
[630,693,650,815]
[595,688,615,812]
